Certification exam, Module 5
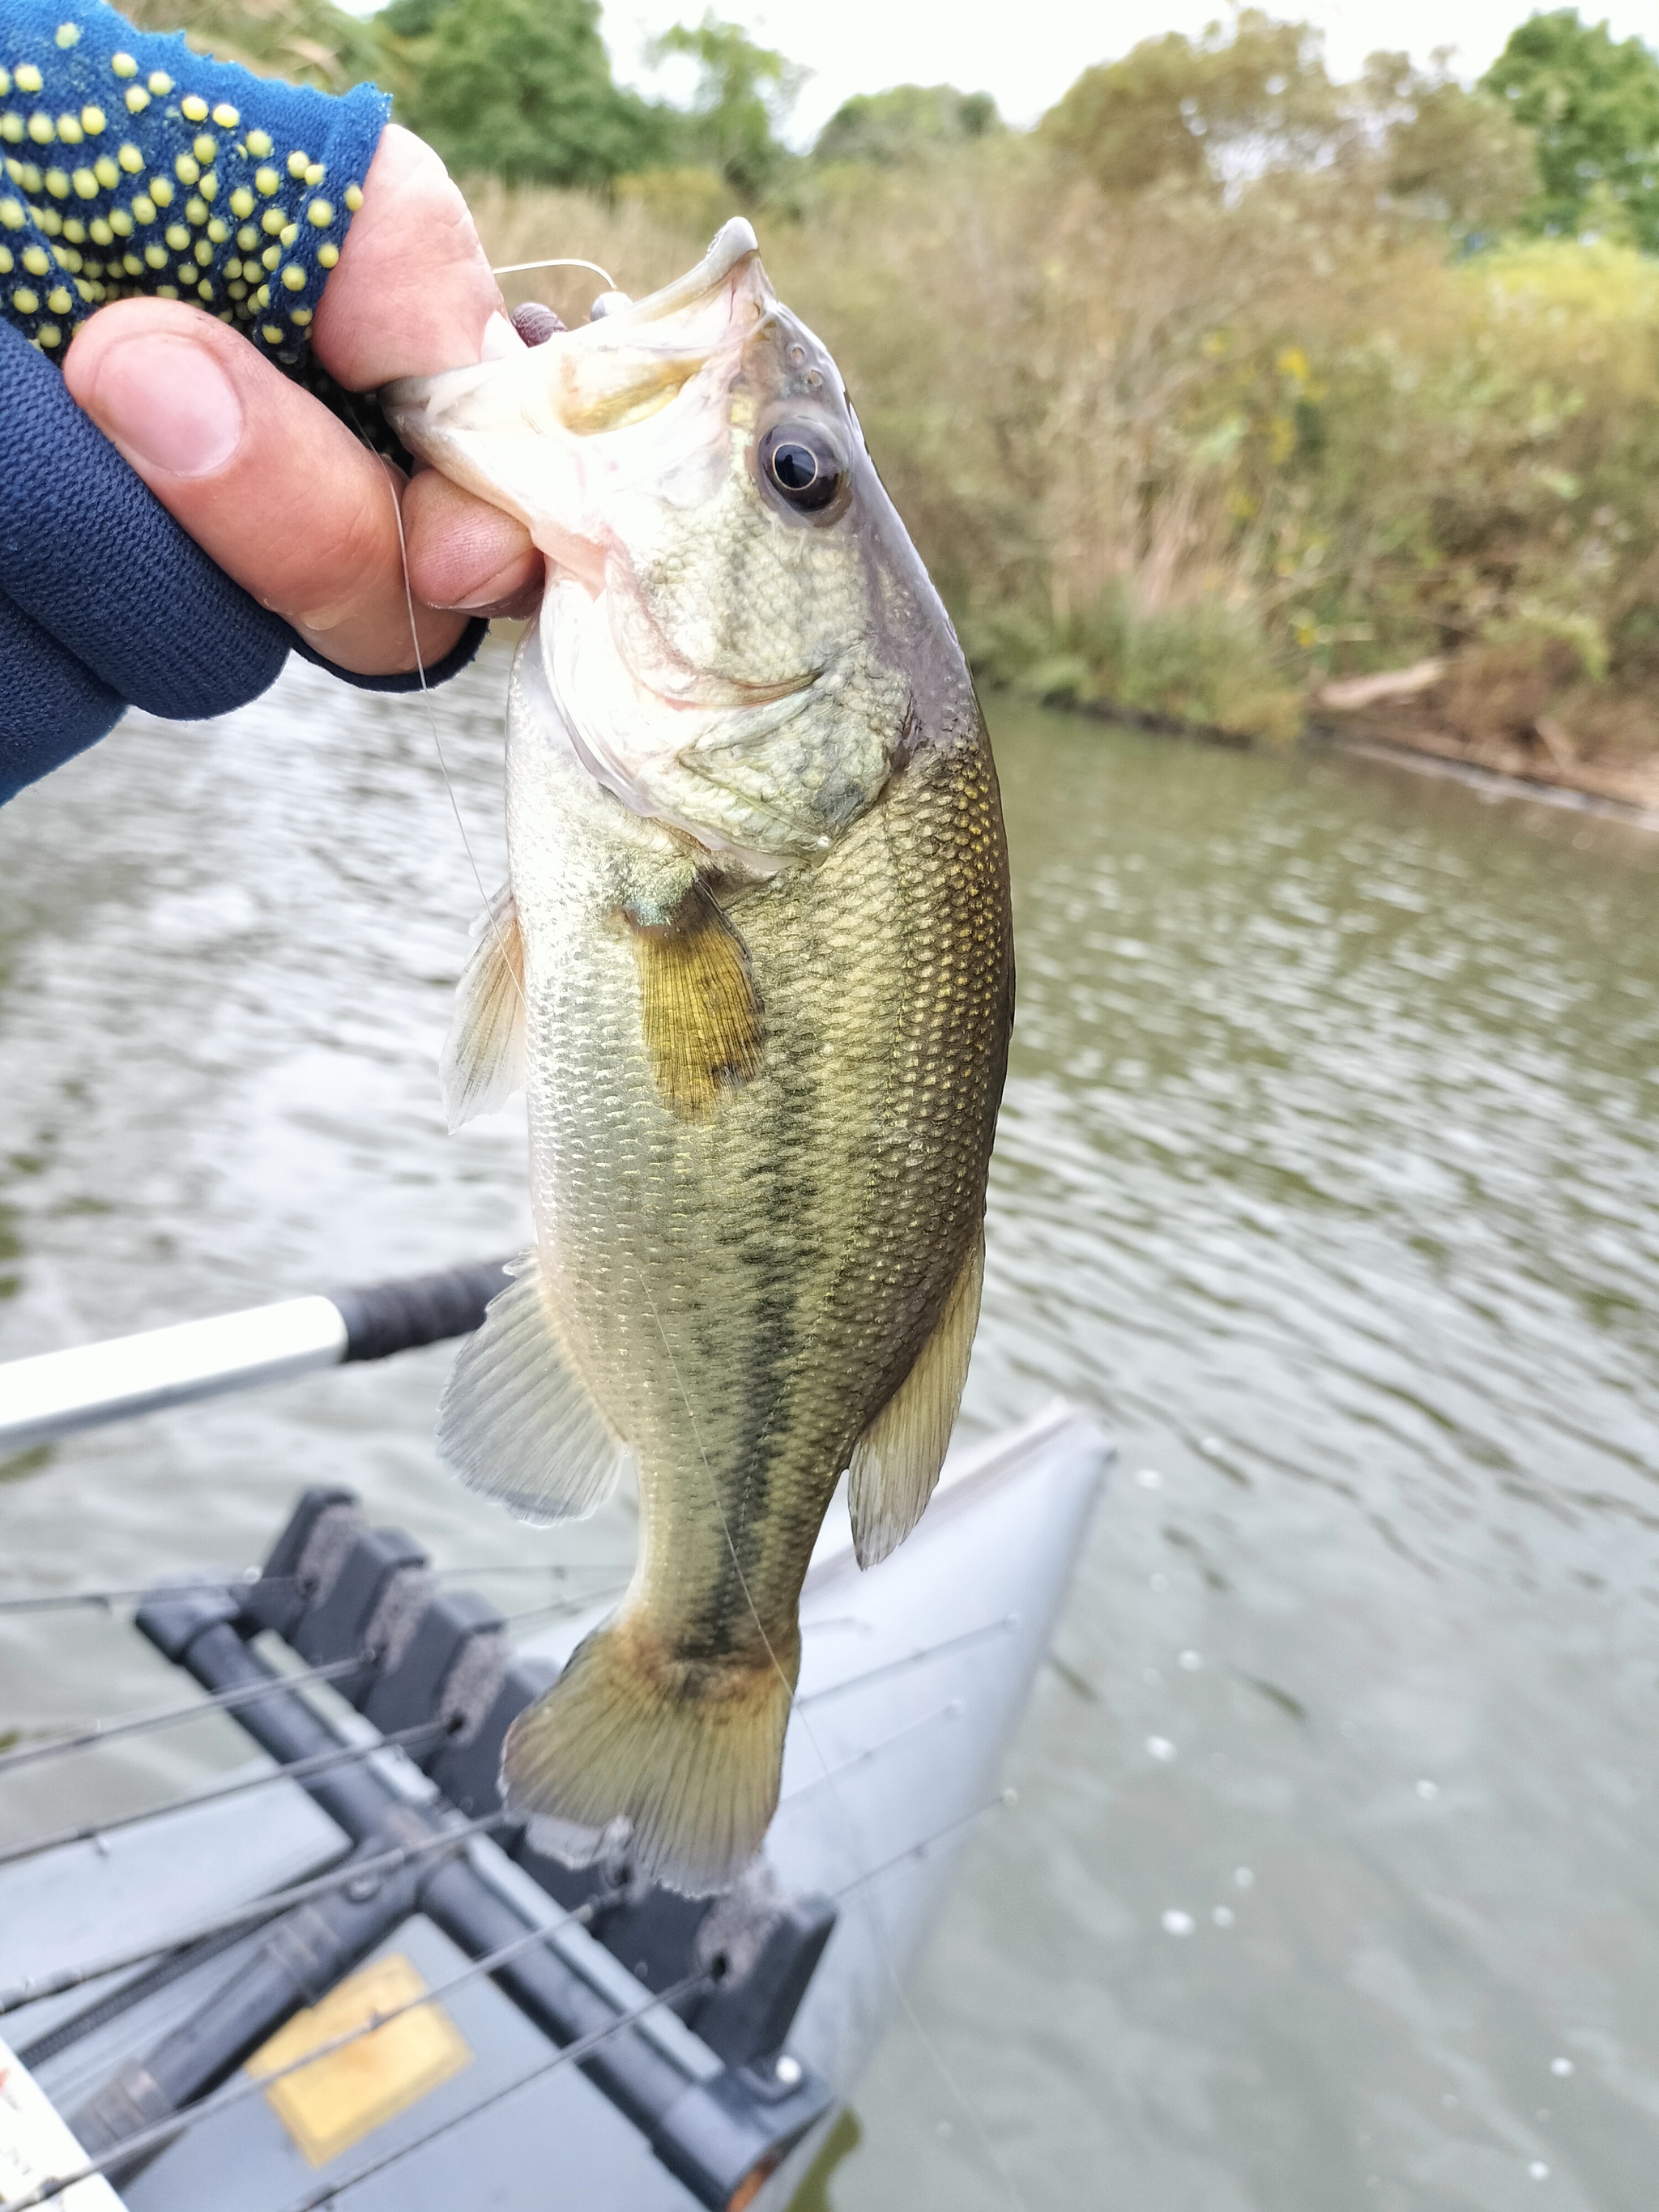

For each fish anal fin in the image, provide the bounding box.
[849,1229,985,1570]
[503,1616,795,1896]
[625,879,763,1121]
[441,886,526,1132]
[437,1251,625,1524]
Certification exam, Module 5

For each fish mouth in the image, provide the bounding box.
[603,218,762,335]
[382,219,770,460]
[385,220,823,718]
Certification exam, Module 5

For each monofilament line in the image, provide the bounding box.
[490,256,616,288]
[0,1652,372,1775]
[275,1969,714,2212]
[0,1813,514,2016]
[3,1893,615,2212]
[0,1718,449,1870]
[377,456,527,1025]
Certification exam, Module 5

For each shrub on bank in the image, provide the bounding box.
[470,148,1659,761]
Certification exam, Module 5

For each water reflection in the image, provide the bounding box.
[2,657,1656,2210]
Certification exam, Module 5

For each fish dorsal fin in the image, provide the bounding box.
[441,886,526,1132]
[625,878,763,1120]
[437,1252,627,1524]
[848,1229,985,1570]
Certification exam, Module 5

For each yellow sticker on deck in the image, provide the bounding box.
[247,1953,472,2168]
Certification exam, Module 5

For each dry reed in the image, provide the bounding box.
[467,151,1659,760]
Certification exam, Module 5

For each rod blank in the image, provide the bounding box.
[0,1257,512,1452]
[0,1299,346,1453]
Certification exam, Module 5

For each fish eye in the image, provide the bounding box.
[759,422,846,515]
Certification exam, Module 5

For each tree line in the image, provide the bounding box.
[118,0,1659,253]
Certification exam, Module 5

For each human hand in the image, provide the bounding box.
[62,126,544,679]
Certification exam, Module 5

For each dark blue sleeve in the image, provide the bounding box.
[0,313,289,799]
[0,0,486,806]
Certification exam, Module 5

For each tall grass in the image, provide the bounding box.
[468,151,1659,761]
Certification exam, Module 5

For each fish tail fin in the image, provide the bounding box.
[503,1617,795,1895]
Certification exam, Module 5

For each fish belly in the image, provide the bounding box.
[496,686,1010,1888]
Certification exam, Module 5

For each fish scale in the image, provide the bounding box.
[385,219,1013,1893]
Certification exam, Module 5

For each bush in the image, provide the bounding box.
[465,40,1659,759]
[384,0,667,187]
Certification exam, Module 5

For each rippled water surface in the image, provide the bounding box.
[2,652,1657,2211]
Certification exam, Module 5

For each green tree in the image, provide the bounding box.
[1039,11,1341,195]
[648,14,804,198]
[1481,11,1659,249]
[384,0,667,186]
[125,0,385,93]
[813,83,1000,167]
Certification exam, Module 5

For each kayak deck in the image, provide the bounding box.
[0,1404,1109,2211]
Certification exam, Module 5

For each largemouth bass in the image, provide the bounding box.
[384,219,1013,1894]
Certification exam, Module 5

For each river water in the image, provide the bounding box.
[2,650,1657,2212]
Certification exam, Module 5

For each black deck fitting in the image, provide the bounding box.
[111,1489,838,2208]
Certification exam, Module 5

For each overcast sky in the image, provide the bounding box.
[604,0,1659,143]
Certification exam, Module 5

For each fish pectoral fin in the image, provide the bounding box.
[625,878,763,1120]
[848,1228,985,1570]
[437,1251,626,1524]
[441,884,526,1131]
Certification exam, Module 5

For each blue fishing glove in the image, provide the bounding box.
[0,0,484,806]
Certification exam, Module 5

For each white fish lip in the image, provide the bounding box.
[380,219,766,445]
[381,219,772,603]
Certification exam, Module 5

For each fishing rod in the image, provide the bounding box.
[0,1571,267,1617]
[278,1968,718,2212]
[0,1651,376,1778]
[779,1699,965,1805]
[0,1581,626,1787]
[795,1613,1020,1709]
[0,1255,514,1453]
[0,1718,452,1871]
[0,1893,618,2212]
[0,1810,514,2015]
[0,1559,629,1618]
[276,1798,1015,2212]
[5,1787,1014,2212]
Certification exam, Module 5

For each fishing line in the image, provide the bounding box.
[0,1719,450,1872]
[3,1890,617,2212]
[276,1968,714,2212]
[489,255,616,288]
[0,1571,268,1617]
[380,467,528,1027]
[795,1615,1020,1709]
[629,1266,1028,2212]
[0,1812,514,2017]
[373,279,1021,2208]
[0,1652,375,1778]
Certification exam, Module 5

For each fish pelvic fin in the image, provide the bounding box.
[625,878,763,1121]
[848,1227,985,1570]
[437,1252,626,1524]
[504,1618,795,1896]
[441,884,525,1131]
